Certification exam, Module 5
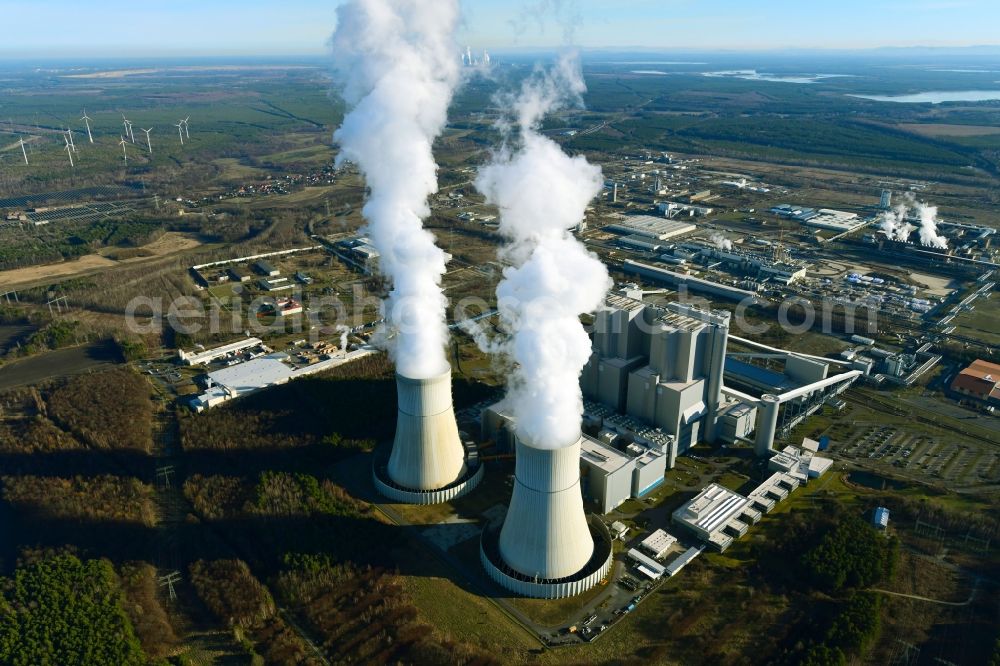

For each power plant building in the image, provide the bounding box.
[579,436,667,513]
[671,483,757,552]
[484,405,668,515]
[582,294,731,467]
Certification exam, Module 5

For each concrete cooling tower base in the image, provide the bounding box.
[372,450,483,504]
[480,516,613,599]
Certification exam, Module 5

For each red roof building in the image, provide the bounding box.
[951,359,1000,405]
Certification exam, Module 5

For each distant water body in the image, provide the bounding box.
[850,90,1000,103]
[702,70,851,84]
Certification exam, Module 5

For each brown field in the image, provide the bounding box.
[0,232,204,289]
[898,123,1000,137]
[212,158,270,181]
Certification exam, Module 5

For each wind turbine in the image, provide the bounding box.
[122,114,135,143]
[19,138,28,165]
[141,127,153,154]
[182,116,190,139]
[63,134,74,168]
[119,136,128,165]
[81,110,94,143]
[175,122,184,146]
[65,128,77,153]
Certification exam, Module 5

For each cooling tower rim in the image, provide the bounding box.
[395,368,453,385]
[480,515,613,598]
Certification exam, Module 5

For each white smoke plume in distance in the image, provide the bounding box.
[709,233,733,252]
[877,193,947,248]
[915,202,948,249]
[330,0,460,379]
[476,52,611,450]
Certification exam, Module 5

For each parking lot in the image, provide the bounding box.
[827,421,997,488]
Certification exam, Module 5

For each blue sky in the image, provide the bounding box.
[0,0,997,57]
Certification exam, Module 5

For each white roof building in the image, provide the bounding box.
[802,209,864,232]
[639,529,677,559]
[604,215,697,241]
[178,337,262,366]
[627,548,666,579]
[673,483,750,546]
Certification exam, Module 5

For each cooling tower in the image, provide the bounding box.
[388,370,466,489]
[373,370,483,504]
[500,436,594,578]
[481,434,613,598]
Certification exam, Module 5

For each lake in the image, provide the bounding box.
[849,90,1000,103]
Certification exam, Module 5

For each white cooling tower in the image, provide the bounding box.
[387,370,467,491]
[498,436,594,580]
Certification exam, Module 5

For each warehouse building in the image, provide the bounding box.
[254,259,279,277]
[639,529,677,559]
[950,359,1000,407]
[622,260,759,302]
[178,338,264,366]
[665,546,703,577]
[603,215,697,241]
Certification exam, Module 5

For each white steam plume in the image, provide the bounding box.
[476,52,611,450]
[915,201,948,249]
[878,202,913,242]
[877,193,947,248]
[330,0,460,379]
[709,233,733,252]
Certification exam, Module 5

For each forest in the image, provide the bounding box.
[0,553,146,666]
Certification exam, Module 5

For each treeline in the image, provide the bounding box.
[0,415,82,454]
[47,367,153,453]
[799,514,898,593]
[764,508,899,665]
[183,472,366,521]
[189,558,322,665]
[797,593,883,666]
[0,553,146,665]
[1,474,157,526]
[0,218,165,272]
[276,554,500,665]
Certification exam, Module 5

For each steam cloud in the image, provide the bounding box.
[709,233,733,252]
[330,0,460,378]
[476,53,611,450]
[877,193,947,249]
